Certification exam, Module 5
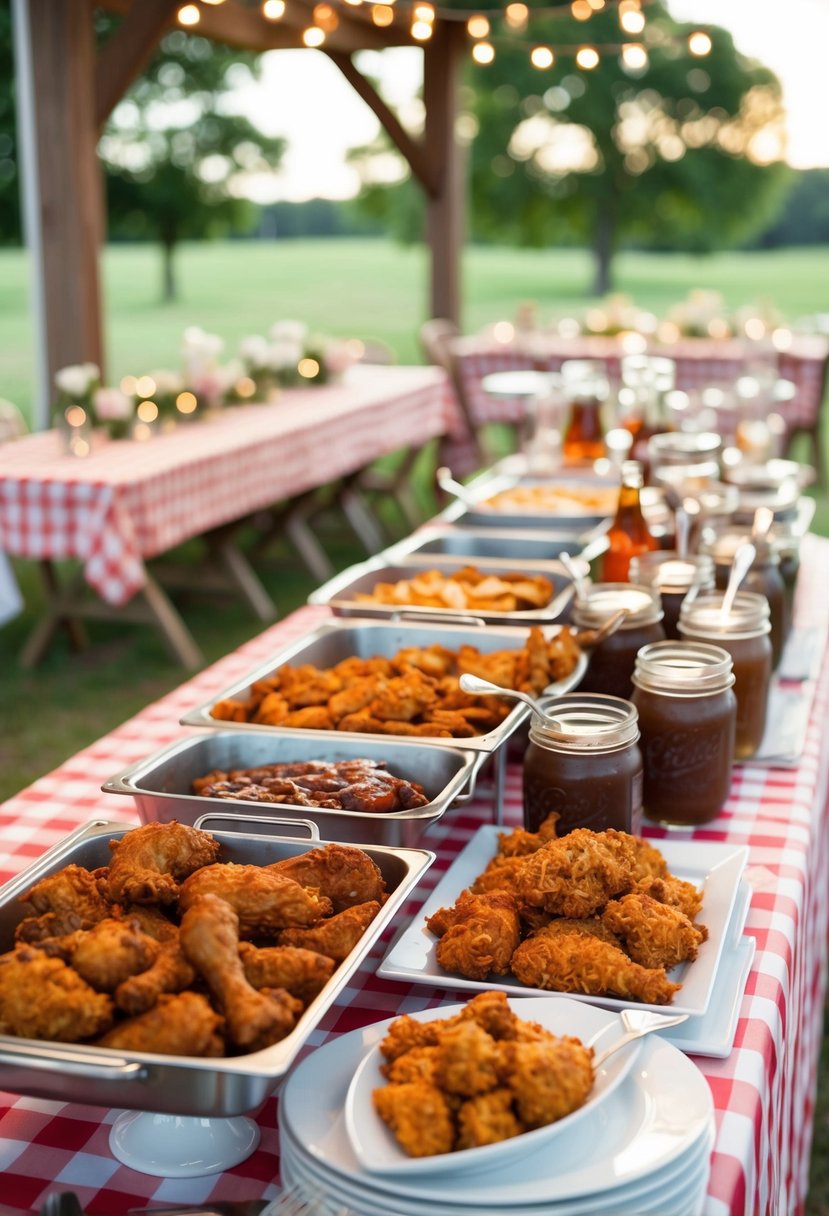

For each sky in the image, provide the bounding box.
[233,0,829,202]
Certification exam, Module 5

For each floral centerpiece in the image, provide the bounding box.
[238,320,356,393]
[54,363,136,449]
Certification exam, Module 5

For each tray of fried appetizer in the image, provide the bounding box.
[180,619,590,752]
[381,522,610,567]
[0,817,433,1115]
[378,820,748,1018]
[308,558,586,626]
[104,731,484,847]
[438,464,620,530]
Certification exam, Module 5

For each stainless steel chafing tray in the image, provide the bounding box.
[307,557,584,626]
[0,818,433,1116]
[180,618,587,753]
[382,523,609,566]
[439,465,619,530]
[103,730,483,846]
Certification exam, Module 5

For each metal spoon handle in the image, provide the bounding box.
[592,1014,689,1070]
[436,466,477,506]
[560,550,590,599]
[720,540,756,619]
[458,672,562,729]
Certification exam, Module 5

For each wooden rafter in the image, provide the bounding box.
[96,0,181,128]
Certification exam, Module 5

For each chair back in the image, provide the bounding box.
[419,318,460,371]
[0,400,28,444]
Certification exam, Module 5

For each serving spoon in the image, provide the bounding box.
[559,550,591,600]
[591,1008,689,1070]
[720,539,756,620]
[458,672,564,728]
[436,466,480,508]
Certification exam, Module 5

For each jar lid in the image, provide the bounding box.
[572,583,663,628]
[702,528,778,565]
[648,430,722,459]
[629,551,714,592]
[632,640,734,696]
[694,484,740,517]
[678,590,771,638]
[529,693,639,752]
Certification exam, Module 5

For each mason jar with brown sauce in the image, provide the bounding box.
[703,529,788,667]
[631,640,736,827]
[678,592,772,760]
[523,694,642,836]
[629,552,715,639]
[572,583,665,700]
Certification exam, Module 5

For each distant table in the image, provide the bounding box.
[0,534,827,1214]
[0,365,460,667]
[443,331,829,477]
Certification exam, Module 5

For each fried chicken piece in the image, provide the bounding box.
[268,844,386,913]
[252,692,290,725]
[180,894,302,1051]
[179,863,332,936]
[114,936,196,1015]
[277,900,380,963]
[210,698,251,722]
[282,707,336,730]
[106,822,221,906]
[496,813,560,858]
[457,1088,523,1148]
[368,673,438,722]
[511,920,681,1005]
[602,892,708,970]
[0,945,114,1041]
[545,627,583,683]
[383,1045,440,1085]
[97,991,225,1056]
[372,1081,456,1157]
[15,864,111,943]
[238,942,335,1003]
[500,1036,594,1128]
[455,989,551,1044]
[627,835,670,882]
[429,890,522,981]
[67,916,159,992]
[468,855,529,896]
[634,874,705,922]
[433,1020,501,1096]
[119,904,180,942]
[379,1013,447,1063]
[516,828,637,918]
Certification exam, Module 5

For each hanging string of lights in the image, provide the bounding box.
[174,0,713,68]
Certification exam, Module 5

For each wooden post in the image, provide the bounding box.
[423,20,467,328]
[25,0,105,405]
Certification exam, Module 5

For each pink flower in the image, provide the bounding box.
[93,387,134,422]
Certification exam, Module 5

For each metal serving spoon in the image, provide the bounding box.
[591,1008,689,1070]
[458,672,563,727]
[436,466,479,507]
[559,550,591,600]
[720,539,756,620]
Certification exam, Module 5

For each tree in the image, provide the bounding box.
[349,2,791,294]
[0,4,20,245]
[99,25,286,300]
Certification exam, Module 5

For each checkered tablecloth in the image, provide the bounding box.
[442,333,829,474]
[0,365,460,606]
[0,537,828,1214]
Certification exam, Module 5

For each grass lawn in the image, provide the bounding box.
[1,236,829,1208]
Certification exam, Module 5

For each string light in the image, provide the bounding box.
[411,18,434,38]
[575,44,599,68]
[371,4,394,24]
[621,41,647,69]
[504,3,528,29]
[688,30,712,56]
[303,24,326,43]
[467,14,491,37]
[530,44,554,68]
[571,0,592,18]
[136,400,159,423]
[177,4,200,25]
[472,40,496,62]
[313,3,339,30]
[176,391,198,415]
[262,0,286,18]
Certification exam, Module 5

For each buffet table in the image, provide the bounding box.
[0,364,460,668]
[0,531,827,1215]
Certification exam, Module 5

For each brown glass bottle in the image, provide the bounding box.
[572,583,666,701]
[523,694,642,836]
[602,461,659,582]
[631,640,736,827]
[678,592,772,760]
[561,360,607,464]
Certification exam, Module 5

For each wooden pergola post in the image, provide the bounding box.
[423,20,467,328]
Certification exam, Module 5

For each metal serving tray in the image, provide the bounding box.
[308,558,581,626]
[383,523,609,566]
[439,466,619,530]
[180,618,586,753]
[0,818,433,1116]
[104,730,483,847]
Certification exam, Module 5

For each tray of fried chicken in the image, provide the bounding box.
[379,819,748,1018]
[181,619,589,751]
[0,818,433,1116]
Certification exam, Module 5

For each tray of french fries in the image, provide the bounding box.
[308,558,584,626]
[180,618,590,753]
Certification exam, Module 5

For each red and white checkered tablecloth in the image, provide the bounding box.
[0,365,461,606]
[0,536,828,1215]
[442,333,829,474]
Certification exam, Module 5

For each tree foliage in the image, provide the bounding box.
[0,4,20,244]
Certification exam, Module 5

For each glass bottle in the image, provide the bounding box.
[631,640,736,827]
[523,693,642,836]
[572,582,666,700]
[678,591,772,760]
[560,359,608,464]
[628,551,715,639]
[602,460,659,582]
[618,355,676,478]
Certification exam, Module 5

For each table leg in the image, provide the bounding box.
[202,525,277,623]
[20,563,90,667]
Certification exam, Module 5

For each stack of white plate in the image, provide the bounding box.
[278,997,715,1216]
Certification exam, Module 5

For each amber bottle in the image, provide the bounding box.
[602,460,659,582]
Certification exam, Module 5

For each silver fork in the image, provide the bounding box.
[592,1008,689,1070]
[264,1186,353,1216]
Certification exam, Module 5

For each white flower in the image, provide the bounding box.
[219,358,245,392]
[239,335,270,368]
[148,368,184,395]
[93,387,134,422]
[55,363,100,397]
[268,339,303,371]
[270,320,308,346]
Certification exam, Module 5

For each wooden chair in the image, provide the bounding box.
[0,399,28,444]
[419,318,489,473]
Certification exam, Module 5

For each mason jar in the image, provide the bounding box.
[572,583,665,700]
[523,693,642,836]
[631,640,736,827]
[629,552,715,639]
[700,528,788,665]
[678,591,772,760]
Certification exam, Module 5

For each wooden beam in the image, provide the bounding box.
[27,0,105,393]
[326,50,437,196]
[96,0,180,128]
[423,19,466,326]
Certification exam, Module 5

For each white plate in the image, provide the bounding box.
[481,371,560,399]
[344,999,642,1177]
[378,830,748,1018]
[279,996,715,1207]
[660,934,755,1059]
